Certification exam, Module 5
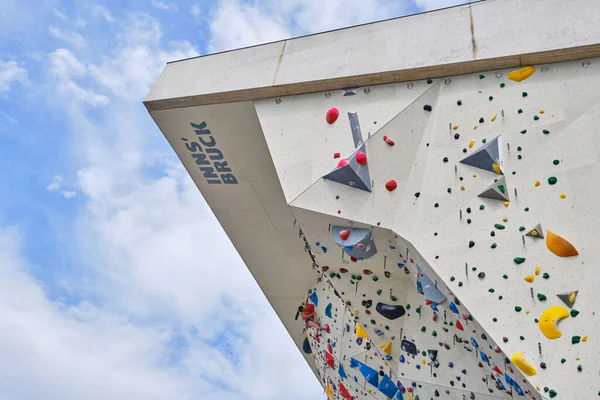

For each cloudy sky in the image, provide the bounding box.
[0,0,468,398]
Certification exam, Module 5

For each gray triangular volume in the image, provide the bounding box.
[323,146,372,192]
[525,223,544,239]
[478,176,510,201]
[557,291,578,309]
[348,112,364,149]
[460,135,504,175]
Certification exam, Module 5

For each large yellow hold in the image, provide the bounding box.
[539,305,570,339]
[546,230,579,257]
[511,352,537,376]
[508,66,536,82]
[356,323,369,339]
[326,382,334,399]
[379,341,392,356]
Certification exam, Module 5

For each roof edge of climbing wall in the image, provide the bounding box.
[144,43,600,112]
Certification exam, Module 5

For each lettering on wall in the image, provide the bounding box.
[181,121,238,185]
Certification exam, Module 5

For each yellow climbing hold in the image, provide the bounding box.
[469,140,476,148]
[582,336,588,342]
[504,201,510,207]
[540,109,545,114]
[474,125,478,130]
[472,174,476,178]
[560,193,567,199]
[524,275,535,283]
[508,66,536,82]
[379,341,392,356]
[478,90,483,93]
[353,310,359,315]
[356,323,369,338]
[408,393,414,400]
[502,218,508,222]
[453,124,459,130]
[539,305,570,339]
[326,382,334,399]
[535,266,541,276]
[511,352,537,376]
[461,186,466,191]
[491,114,497,121]
[492,162,502,174]
[422,359,426,364]
[569,292,577,304]
[546,230,579,257]
[534,180,540,187]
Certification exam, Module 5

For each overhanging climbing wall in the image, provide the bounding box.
[253,57,600,399]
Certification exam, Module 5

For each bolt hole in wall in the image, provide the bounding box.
[255,57,600,399]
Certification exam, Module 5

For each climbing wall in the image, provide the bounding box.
[255,57,600,399]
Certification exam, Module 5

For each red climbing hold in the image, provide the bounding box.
[339,383,352,400]
[339,230,350,240]
[325,351,335,369]
[493,365,503,374]
[333,152,341,159]
[326,107,339,124]
[456,320,464,331]
[327,344,333,353]
[385,180,398,192]
[337,159,349,168]
[355,151,367,165]
[350,256,358,263]
[383,135,395,146]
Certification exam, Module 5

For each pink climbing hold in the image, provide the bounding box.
[326,107,339,124]
[385,180,398,192]
[383,135,395,146]
[355,151,367,165]
[337,159,349,168]
[333,152,341,159]
[456,320,464,331]
[339,230,350,241]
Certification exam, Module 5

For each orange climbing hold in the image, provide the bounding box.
[504,201,510,207]
[546,230,579,257]
[453,124,459,130]
[560,193,567,199]
[535,266,541,276]
[508,66,536,82]
[534,180,540,187]
[355,151,367,165]
[524,275,534,283]
[326,107,339,124]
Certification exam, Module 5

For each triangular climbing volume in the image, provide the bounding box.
[323,113,372,192]
[478,176,510,201]
[460,135,504,174]
[525,223,544,239]
[557,291,578,309]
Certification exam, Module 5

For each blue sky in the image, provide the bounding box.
[0,0,467,398]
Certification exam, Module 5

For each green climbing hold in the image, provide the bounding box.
[497,185,506,193]
[519,226,526,231]
[514,257,526,265]
[512,171,516,175]
[385,325,389,330]
[524,207,529,212]
[578,364,583,372]
[548,176,558,185]
[489,288,495,293]
[543,272,550,279]
[482,139,487,144]
[500,83,505,88]
[443,327,449,332]
[432,330,437,337]
[520,130,527,134]
[391,296,398,302]
[534,115,539,120]
[543,129,550,134]
[520,335,525,340]
[515,306,522,312]
[489,96,493,101]
[534,318,539,323]
[450,380,455,386]
[370,319,376,324]
[537,293,547,301]
[372,276,379,282]
[494,224,505,230]
[480,205,485,210]
[416,306,422,313]
[518,109,523,113]
[406,304,411,310]
[503,274,508,279]
[549,389,557,398]
[517,146,522,151]
[479,74,485,79]
[572,335,581,344]
[421,326,426,332]
[553,159,560,165]
[336,273,341,279]
[329,272,336,278]
[376,289,382,295]
[561,358,566,364]
[472,267,477,271]
[356,275,362,280]
[491,243,497,249]
[522,92,528,97]
[421,351,427,356]
[517,155,522,160]
[571,309,580,318]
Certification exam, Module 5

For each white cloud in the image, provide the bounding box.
[47,175,64,192]
[190,5,201,17]
[91,4,114,22]
[49,26,86,50]
[0,60,28,93]
[53,9,66,19]
[61,190,77,199]
[151,0,178,12]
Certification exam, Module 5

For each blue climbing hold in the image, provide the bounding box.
[449,302,459,314]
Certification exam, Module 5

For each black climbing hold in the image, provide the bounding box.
[375,302,406,320]
[479,117,484,123]
[302,337,312,354]
[401,339,417,355]
[469,241,475,248]
[478,272,485,279]
[490,231,495,237]
[466,207,471,213]
[427,79,433,84]
[493,318,497,322]
[458,282,463,287]
[450,276,455,281]
[443,157,448,162]
[415,192,421,198]
[434,203,439,208]
[447,188,452,193]
[540,362,547,369]
[463,148,467,153]
[467,219,471,224]
[424,104,433,112]
[457,100,462,106]
[502,337,508,342]
[454,133,460,139]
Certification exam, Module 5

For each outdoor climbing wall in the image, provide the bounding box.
[255,57,600,399]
